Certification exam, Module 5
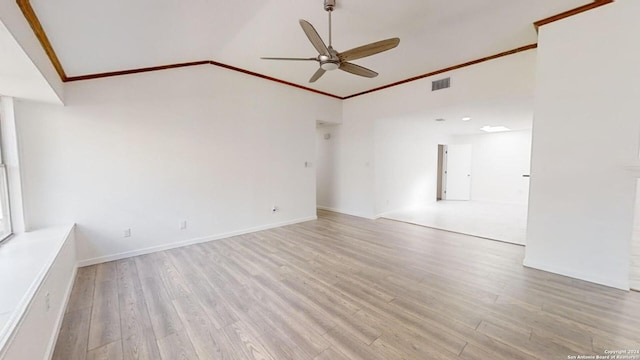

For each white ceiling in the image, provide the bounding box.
[318,96,534,137]
[0,20,61,103]
[419,97,534,136]
[30,0,587,97]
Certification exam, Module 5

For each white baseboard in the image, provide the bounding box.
[523,257,630,291]
[374,207,412,219]
[45,264,77,360]
[77,216,318,267]
[316,206,378,220]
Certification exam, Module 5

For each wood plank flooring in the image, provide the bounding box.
[53,210,640,359]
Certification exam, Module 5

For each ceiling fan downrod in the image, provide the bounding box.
[325,0,335,47]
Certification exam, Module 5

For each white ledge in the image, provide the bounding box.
[0,225,75,352]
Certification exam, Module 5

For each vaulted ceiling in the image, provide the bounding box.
[26,0,598,98]
[0,20,60,103]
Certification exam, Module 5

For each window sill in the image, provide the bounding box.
[0,225,75,351]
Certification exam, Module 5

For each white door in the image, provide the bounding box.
[444,144,472,200]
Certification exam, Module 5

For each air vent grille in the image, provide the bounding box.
[432,77,450,91]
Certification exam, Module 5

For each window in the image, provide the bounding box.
[0,113,11,243]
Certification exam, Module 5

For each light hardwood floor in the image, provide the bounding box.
[53,210,640,360]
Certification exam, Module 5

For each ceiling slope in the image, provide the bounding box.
[18,0,611,99]
[0,19,61,103]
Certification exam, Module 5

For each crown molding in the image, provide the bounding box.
[64,60,343,99]
[342,44,538,100]
[16,0,66,80]
[534,0,613,30]
[16,0,613,101]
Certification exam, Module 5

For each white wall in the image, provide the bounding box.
[331,50,536,218]
[316,124,340,209]
[14,65,342,264]
[321,102,377,218]
[374,118,447,215]
[525,0,640,290]
[449,130,532,205]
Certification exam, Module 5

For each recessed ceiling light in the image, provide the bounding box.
[462,117,472,121]
[481,125,510,133]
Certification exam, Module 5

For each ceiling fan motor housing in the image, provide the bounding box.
[324,0,336,12]
[319,48,340,70]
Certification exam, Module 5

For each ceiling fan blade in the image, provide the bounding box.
[339,62,378,78]
[309,68,326,83]
[261,57,318,61]
[338,38,400,62]
[299,19,330,56]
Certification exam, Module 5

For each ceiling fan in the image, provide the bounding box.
[261,0,400,83]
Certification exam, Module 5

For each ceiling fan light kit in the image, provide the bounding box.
[261,0,400,83]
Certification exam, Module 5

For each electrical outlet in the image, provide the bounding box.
[179,220,187,230]
[45,292,51,312]
[123,228,131,238]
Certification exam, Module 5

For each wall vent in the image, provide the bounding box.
[432,77,450,91]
